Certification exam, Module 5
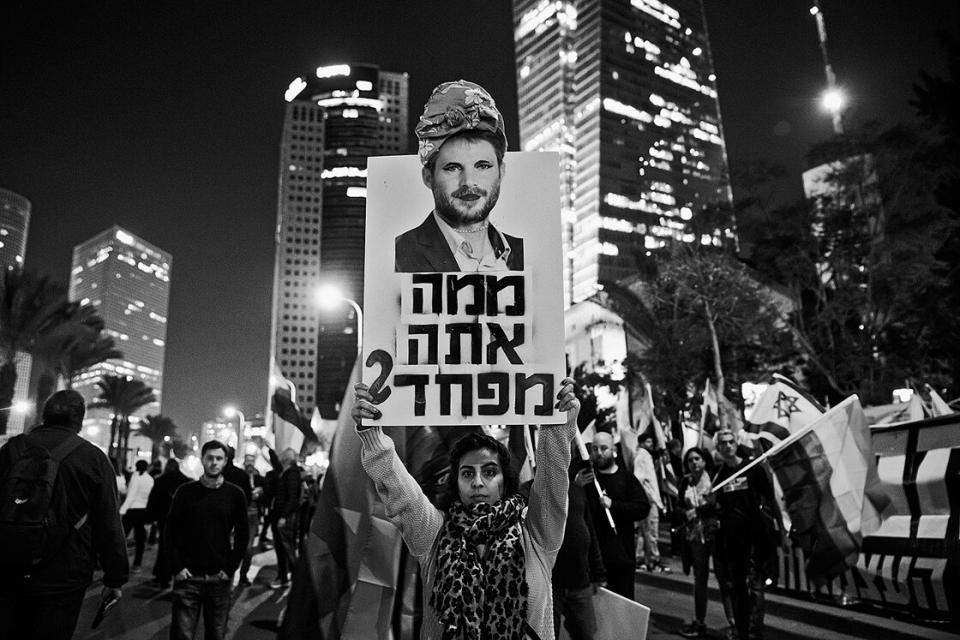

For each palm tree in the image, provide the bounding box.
[137,414,178,461]
[60,334,124,387]
[0,269,73,434]
[31,301,122,410]
[89,375,156,470]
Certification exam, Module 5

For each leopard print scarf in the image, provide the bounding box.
[431,494,528,640]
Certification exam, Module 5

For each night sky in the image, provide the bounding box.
[1,0,957,434]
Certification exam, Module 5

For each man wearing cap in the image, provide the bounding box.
[395,79,524,273]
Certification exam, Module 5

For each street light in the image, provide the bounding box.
[820,87,846,115]
[2,400,33,414]
[315,283,363,356]
[223,405,245,461]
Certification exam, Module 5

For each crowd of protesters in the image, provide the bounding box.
[537,422,779,640]
[0,389,780,640]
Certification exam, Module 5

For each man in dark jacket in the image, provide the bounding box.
[270,447,302,589]
[222,448,262,586]
[714,429,777,640]
[553,453,606,640]
[0,390,128,640]
[580,431,650,600]
[258,466,279,551]
[147,458,190,587]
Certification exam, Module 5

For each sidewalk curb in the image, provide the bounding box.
[635,568,957,640]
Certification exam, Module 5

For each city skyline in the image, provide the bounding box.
[1,0,956,432]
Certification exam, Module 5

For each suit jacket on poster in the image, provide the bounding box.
[394,213,524,272]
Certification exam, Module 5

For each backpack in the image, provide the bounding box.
[0,433,87,572]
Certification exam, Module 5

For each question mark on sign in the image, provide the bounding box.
[366,349,393,404]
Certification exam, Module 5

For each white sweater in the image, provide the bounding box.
[120,471,154,514]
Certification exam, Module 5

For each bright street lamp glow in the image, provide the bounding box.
[3,400,33,414]
[315,284,346,311]
[13,400,33,413]
[221,406,245,461]
[314,284,364,356]
[821,87,846,113]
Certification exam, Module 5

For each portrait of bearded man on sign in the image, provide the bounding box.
[394,80,525,273]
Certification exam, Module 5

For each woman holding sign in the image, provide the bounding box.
[352,378,579,640]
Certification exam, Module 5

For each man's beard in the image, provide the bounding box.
[432,181,501,229]
[594,455,614,470]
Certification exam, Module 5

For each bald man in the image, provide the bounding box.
[576,431,650,600]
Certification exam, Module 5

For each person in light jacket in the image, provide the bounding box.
[120,458,155,572]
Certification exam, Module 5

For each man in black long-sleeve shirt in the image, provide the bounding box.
[581,431,650,600]
[0,390,128,640]
[166,439,248,640]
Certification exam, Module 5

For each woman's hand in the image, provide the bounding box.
[547,376,579,428]
[351,382,382,430]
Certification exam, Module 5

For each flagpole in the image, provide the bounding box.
[698,379,708,448]
[710,395,858,493]
[573,429,617,532]
[646,382,667,451]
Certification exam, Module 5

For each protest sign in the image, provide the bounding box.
[592,587,650,640]
[362,152,563,426]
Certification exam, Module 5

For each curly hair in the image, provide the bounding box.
[442,431,519,506]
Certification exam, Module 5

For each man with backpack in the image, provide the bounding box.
[0,390,129,640]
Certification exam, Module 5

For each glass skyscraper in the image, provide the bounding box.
[69,226,171,449]
[0,187,32,435]
[270,64,408,422]
[513,0,734,304]
[0,187,30,272]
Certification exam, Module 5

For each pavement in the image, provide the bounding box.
[74,543,288,639]
[74,529,958,639]
[634,560,959,640]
